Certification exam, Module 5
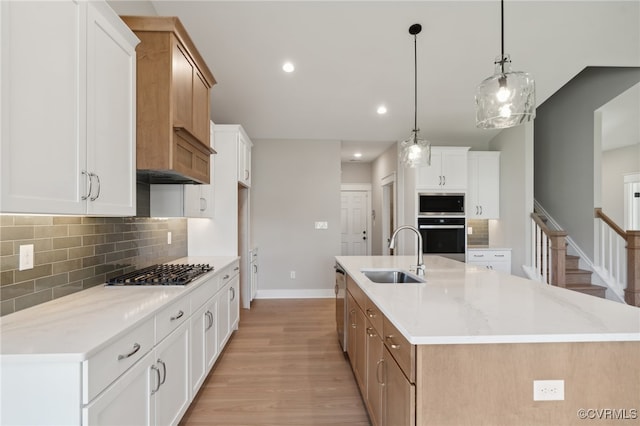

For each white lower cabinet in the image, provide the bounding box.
[83,350,155,426]
[467,249,512,273]
[154,322,191,426]
[0,259,240,426]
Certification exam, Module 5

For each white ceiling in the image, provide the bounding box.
[115,1,640,162]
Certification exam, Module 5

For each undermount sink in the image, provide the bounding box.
[361,269,425,284]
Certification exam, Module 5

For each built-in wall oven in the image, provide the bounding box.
[418,193,466,262]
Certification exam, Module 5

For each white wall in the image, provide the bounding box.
[489,122,534,278]
[341,162,372,184]
[535,67,640,260]
[251,139,341,298]
[107,0,157,15]
[602,144,640,225]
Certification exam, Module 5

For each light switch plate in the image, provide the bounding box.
[19,244,34,271]
[314,221,328,230]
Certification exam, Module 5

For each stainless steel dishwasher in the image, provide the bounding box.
[334,263,347,351]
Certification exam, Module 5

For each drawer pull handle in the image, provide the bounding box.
[223,274,230,280]
[234,266,240,271]
[366,327,377,338]
[117,343,140,361]
[170,310,184,321]
[385,336,400,350]
[366,309,376,318]
[350,309,357,328]
[150,365,161,395]
[494,254,505,257]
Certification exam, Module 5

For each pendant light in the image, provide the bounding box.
[476,0,535,129]
[400,23,431,168]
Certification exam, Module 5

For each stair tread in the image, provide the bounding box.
[566,283,606,290]
[566,268,592,275]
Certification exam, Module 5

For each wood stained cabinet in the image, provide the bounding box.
[383,346,416,426]
[366,319,384,426]
[121,16,216,184]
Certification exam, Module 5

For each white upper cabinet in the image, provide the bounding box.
[467,151,500,219]
[416,147,469,191]
[0,0,138,215]
[237,128,253,187]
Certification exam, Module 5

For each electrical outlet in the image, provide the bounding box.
[167,231,172,245]
[19,244,34,271]
[467,226,473,235]
[290,271,296,279]
[533,380,565,401]
[314,221,328,230]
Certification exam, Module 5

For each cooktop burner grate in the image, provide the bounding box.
[106,264,213,286]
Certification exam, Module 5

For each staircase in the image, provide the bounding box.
[564,255,606,298]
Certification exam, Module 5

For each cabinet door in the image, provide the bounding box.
[468,152,500,219]
[366,323,384,426]
[383,346,416,426]
[190,298,218,396]
[229,274,240,331]
[216,277,231,350]
[1,0,85,214]
[440,149,468,190]
[416,151,442,189]
[155,322,190,426]
[354,306,367,393]
[172,41,194,132]
[83,349,154,426]
[85,1,137,216]
[192,69,211,146]
[346,293,358,371]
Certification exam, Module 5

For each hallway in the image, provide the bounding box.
[180,298,370,425]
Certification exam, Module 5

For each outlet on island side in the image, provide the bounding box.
[167,231,172,245]
[290,271,296,279]
[533,379,565,401]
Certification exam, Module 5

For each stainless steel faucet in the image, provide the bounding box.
[388,225,425,276]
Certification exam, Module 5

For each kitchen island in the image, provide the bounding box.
[336,255,640,425]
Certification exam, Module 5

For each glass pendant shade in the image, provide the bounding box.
[400,130,431,168]
[476,54,535,129]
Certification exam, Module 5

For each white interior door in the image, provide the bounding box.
[341,191,369,255]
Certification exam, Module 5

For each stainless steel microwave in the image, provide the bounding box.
[418,193,464,216]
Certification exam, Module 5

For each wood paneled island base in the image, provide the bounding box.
[417,341,640,425]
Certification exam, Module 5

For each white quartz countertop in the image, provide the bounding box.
[336,255,640,345]
[0,256,238,361]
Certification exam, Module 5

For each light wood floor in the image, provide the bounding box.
[180,298,370,425]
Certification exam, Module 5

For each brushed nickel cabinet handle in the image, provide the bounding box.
[150,365,161,395]
[170,310,184,321]
[205,311,214,331]
[90,173,101,201]
[385,335,400,350]
[366,308,376,318]
[350,309,356,328]
[117,343,140,361]
[157,359,167,385]
[81,170,92,200]
[230,287,236,301]
[223,274,230,280]
[376,359,385,385]
[366,327,377,338]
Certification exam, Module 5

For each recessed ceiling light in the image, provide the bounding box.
[282,62,295,73]
[354,152,363,158]
[377,105,387,115]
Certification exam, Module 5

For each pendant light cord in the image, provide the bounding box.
[413,32,418,135]
[500,0,505,73]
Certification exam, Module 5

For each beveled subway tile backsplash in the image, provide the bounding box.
[0,216,187,316]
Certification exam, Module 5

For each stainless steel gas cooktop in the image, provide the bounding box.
[106,264,213,286]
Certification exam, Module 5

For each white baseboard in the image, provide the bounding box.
[255,289,335,299]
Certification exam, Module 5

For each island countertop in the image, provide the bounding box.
[335,255,640,345]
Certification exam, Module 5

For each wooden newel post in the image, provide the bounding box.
[625,230,640,307]
[549,232,567,287]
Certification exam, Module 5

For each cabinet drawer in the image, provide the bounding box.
[364,296,383,335]
[347,275,366,311]
[82,317,154,404]
[383,317,415,383]
[190,274,218,312]
[156,297,190,344]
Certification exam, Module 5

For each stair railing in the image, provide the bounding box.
[530,212,567,287]
[594,208,639,306]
